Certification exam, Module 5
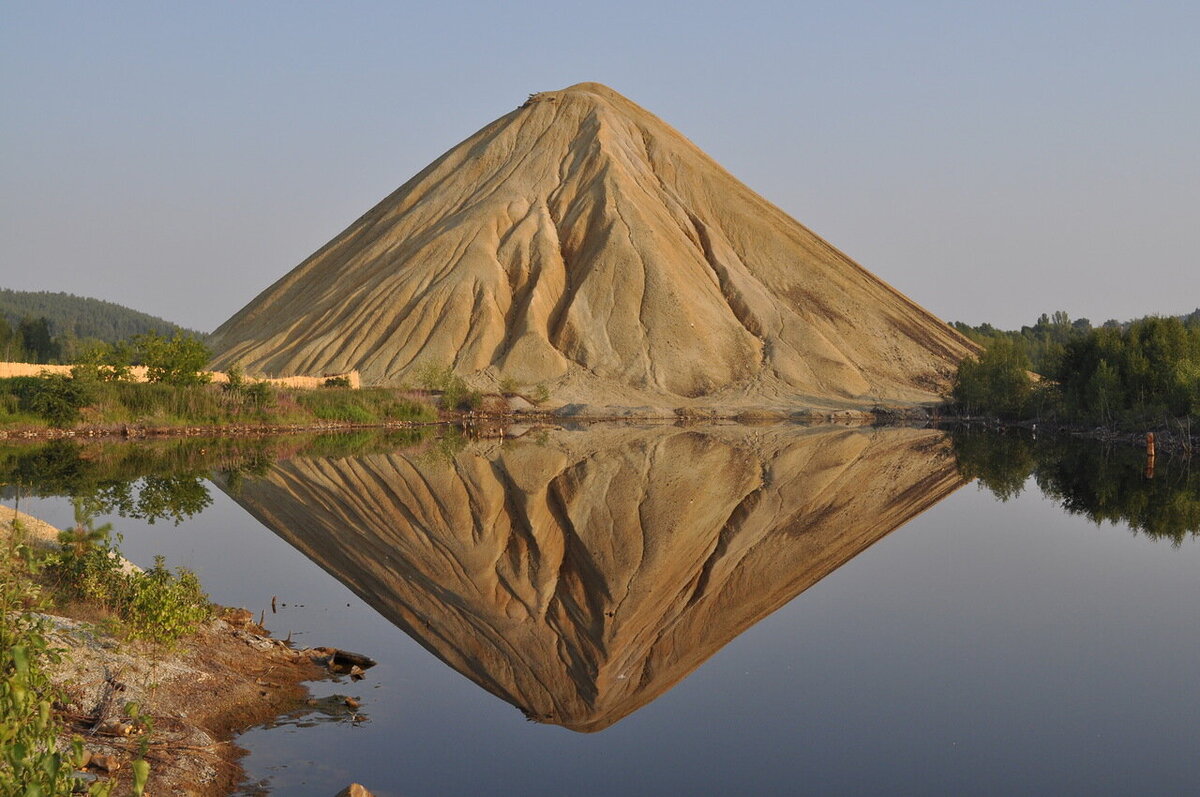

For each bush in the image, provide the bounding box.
[415,362,481,410]
[384,398,438,422]
[136,332,212,387]
[72,340,134,382]
[0,373,95,427]
[323,376,351,388]
[51,509,212,645]
[243,381,274,409]
[1,522,88,795]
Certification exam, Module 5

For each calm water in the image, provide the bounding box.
[5,426,1199,796]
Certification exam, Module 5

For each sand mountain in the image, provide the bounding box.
[210,82,974,408]
[214,426,964,731]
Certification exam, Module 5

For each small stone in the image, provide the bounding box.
[334,784,376,797]
[90,754,120,773]
[344,697,359,709]
[223,607,254,626]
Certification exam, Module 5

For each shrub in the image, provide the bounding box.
[243,381,274,409]
[72,340,134,382]
[51,504,212,644]
[414,363,479,410]
[6,373,95,427]
[136,332,212,387]
[323,376,351,388]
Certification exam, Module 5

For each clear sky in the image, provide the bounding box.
[2,1,1197,332]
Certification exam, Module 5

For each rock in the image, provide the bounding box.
[221,607,255,627]
[344,697,359,709]
[89,753,120,773]
[334,785,375,797]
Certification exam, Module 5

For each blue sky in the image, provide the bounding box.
[2,1,1197,331]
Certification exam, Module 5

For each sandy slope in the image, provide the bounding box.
[210,83,975,410]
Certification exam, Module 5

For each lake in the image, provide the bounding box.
[4,425,1198,796]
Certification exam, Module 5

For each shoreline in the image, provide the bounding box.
[2,506,359,796]
[1,406,1194,455]
[935,416,1198,455]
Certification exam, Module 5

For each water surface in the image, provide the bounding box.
[4,426,1198,795]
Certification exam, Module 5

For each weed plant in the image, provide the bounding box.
[48,501,212,645]
[1,516,149,794]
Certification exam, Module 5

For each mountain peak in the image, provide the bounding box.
[210,85,974,411]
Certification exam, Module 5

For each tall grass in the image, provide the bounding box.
[0,377,439,429]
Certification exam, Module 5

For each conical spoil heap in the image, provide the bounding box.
[210,82,975,411]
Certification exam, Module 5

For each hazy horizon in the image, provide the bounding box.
[3,1,1197,333]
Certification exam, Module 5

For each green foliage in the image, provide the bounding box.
[0,373,95,427]
[135,332,212,387]
[243,381,274,409]
[0,287,202,347]
[16,316,62,364]
[49,503,212,644]
[951,337,1034,418]
[72,340,135,382]
[952,310,1091,376]
[123,556,211,642]
[531,383,550,405]
[413,361,481,410]
[413,362,455,392]
[322,376,351,388]
[1,520,103,795]
[1056,316,1200,424]
[219,366,275,414]
[2,368,439,430]
[297,387,439,423]
[951,313,1200,427]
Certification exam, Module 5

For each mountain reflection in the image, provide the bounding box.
[214,425,964,732]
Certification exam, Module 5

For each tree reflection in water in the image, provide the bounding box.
[951,428,1200,544]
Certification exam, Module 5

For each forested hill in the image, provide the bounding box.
[0,289,204,343]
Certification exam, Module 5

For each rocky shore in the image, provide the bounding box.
[2,507,371,796]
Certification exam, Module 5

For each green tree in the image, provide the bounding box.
[1087,359,1121,427]
[952,337,1035,418]
[16,316,60,363]
[136,332,212,386]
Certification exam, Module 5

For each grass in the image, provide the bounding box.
[295,387,438,424]
[0,376,441,430]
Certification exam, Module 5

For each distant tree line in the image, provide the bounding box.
[0,316,62,363]
[0,288,205,363]
[949,310,1200,428]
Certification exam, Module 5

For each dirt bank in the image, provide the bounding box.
[2,508,356,796]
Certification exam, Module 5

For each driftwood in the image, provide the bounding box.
[87,670,126,735]
[308,647,377,671]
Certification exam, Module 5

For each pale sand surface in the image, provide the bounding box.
[209,83,976,410]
